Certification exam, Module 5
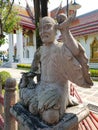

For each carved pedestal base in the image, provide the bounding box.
[10,102,89,130]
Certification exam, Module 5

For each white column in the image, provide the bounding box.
[77,37,86,48]
[16,29,23,63]
[32,30,37,60]
[77,36,94,61]
[33,30,36,49]
[86,36,94,60]
[9,34,14,62]
[23,37,26,58]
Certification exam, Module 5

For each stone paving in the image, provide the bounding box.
[0,67,98,107]
[75,82,98,106]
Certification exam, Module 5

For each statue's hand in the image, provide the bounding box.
[56,13,67,24]
[55,21,68,31]
[55,24,62,30]
[56,13,68,31]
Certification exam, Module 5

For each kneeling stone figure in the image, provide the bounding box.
[19,12,93,125]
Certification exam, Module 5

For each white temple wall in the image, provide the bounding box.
[77,35,95,60]
[8,27,98,69]
[16,29,23,63]
[76,34,98,68]
[86,35,94,59]
[8,33,14,62]
[22,30,36,63]
[13,29,36,64]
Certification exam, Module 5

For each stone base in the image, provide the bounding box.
[10,102,89,130]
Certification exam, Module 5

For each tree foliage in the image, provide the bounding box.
[0,0,20,46]
[2,5,20,33]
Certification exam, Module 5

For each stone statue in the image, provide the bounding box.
[19,11,93,125]
[56,12,93,87]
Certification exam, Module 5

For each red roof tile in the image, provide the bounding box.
[70,9,98,36]
[51,6,98,37]
[14,5,35,30]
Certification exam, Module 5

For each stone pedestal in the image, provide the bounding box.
[10,103,89,130]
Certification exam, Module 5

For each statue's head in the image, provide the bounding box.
[39,17,57,44]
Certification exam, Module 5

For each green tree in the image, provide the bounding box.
[0,0,20,46]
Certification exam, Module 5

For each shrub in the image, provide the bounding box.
[0,71,11,89]
[17,63,31,69]
[90,69,98,77]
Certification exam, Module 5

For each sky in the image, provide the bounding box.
[17,0,98,16]
[48,0,98,16]
[0,0,98,51]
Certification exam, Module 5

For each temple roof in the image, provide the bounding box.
[14,4,35,30]
[14,4,98,36]
[70,9,98,37]
[51,6,98,37]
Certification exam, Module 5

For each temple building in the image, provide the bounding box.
[8,4,98,69]
[8,4,36,66]
[70,10,98,69]
[51,7,98,69]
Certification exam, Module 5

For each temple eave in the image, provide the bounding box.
[20,22,35,30]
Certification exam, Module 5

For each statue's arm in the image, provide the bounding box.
[56,11,80,56]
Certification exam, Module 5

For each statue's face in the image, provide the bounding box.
[39,17,56,44]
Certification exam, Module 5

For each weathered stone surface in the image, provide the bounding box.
[17,11,93,126]
[4,78,17,130]
[10,103,89,130]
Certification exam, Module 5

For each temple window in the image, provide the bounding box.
[90,39,98,62]
[24,30,33,46]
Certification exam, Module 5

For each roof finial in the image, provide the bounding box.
[55,1,63,19]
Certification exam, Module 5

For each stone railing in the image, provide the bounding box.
[4,78,18,130]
